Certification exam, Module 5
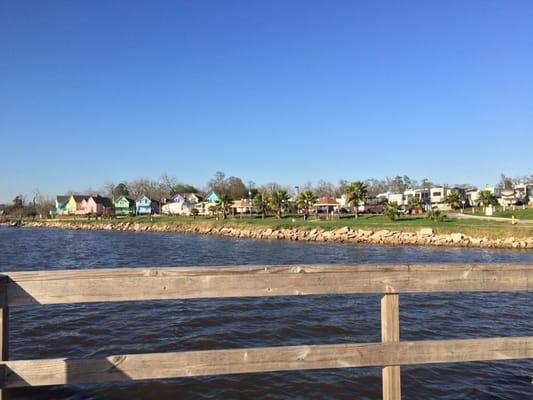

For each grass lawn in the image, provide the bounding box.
[462,206,533,220]
[46,213,533,240]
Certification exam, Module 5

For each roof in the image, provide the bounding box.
[56,195,70,203]
[231,199,252,208]
[315,197,339,206]
[71,195,88,202]
[92,196,113,207]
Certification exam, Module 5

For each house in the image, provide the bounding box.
[135,195,159,215]
[403,188,430,205]
[161,194,195,215]
[195,192,220,216]
[231,199,252,215]
[114,196,135,216]
[314,197,339,214]
[466,189,480,206]
[429,187,448,204]
[498,190,517,207]
[514,183,533,204]
[183,193,203,204]
[80,195,113,215]
[66,195,87,215]
[55,195,70,215]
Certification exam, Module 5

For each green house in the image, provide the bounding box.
[114,195,134,216]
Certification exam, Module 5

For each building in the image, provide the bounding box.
[78,195,113,215]
[114,196,135,216]
[403,188,430,206]
[161,194,195,215]
[64,195,88,215]
[498,189,517,207]
[135,196,159,215]
[429,187,448,204]
[54,195,70,215]
[514,183,533,204]
[314,197,339,214]
[231,199,253,215]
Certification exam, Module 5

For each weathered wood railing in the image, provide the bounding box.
[0,263,531,399]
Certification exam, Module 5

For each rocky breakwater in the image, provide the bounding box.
[18,221,533,250]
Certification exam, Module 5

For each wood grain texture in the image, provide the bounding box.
[2,263,532,307]
[1,337,531,388]
[381,294,400,400]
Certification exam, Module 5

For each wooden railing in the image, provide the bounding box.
[0,263,532,399]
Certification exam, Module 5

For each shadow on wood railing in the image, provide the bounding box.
[0,263,532,400]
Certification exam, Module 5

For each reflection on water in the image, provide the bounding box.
[1,227,532,399]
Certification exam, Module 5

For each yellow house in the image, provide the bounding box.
[66,195,87,214]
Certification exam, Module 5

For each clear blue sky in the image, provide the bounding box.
[1,0,532,202]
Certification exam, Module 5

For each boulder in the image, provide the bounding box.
[417,228,433,236]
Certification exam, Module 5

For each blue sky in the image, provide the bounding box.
[1,1,532,202]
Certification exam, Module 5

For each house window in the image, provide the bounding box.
[433,192,441,197]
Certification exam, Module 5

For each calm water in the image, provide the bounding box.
[0,227,532,400]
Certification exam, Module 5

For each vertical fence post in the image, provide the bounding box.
[381,293,400,400]
[0,276,8,399]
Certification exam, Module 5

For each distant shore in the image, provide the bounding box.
[4,215,532,250]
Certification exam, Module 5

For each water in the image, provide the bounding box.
[0,227,532,399]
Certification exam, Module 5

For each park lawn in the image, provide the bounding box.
[45,213,533,240]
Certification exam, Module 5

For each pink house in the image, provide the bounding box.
[80,196,114,215]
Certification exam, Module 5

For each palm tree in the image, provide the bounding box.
[445,192,461,210]
[384,201,402,221]
[270,189,290,219]
[216,194,232,219]
[408,196,423,210]
[344,181,368,218]
[296,190,317,220]
[252,192,271,219]
[478,190,495,207]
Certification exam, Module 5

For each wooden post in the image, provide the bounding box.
[0,276,8,399]
[381,293,400,400]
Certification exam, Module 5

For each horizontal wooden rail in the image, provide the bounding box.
[2,263,532,307]
[1,263,531,399]
[1,337,531,388]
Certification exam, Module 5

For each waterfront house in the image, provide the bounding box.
[134,196,159,215]
[403,188,430,205]
[314,197,339,214]
[194,192,219,216]
[135,196,154,215]
[114,196,134,216]
[66,195,87,215]
[183,193,203,204]
[498,189,517,207]
[161,194,195,215]
[429,187,447,204]
[514,183,533,205]
[231,199,253,215]
[80,195,113,215]
[55,195,70,215]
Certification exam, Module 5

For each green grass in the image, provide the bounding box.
[42,213,533,240]
[461,206,533,220]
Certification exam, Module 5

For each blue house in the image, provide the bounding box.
[135,195,159,215]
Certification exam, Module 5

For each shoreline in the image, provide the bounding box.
[5,219,533,250]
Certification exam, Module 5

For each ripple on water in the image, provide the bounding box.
[1,227,532,399]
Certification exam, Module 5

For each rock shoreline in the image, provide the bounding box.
[8,221,533,250]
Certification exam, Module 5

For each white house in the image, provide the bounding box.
[161,194,195,215]
[429,187,448,204]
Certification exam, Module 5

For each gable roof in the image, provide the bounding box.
[56,195,70,203]
[92,196,113,207]
[315,197,339,206]
[70,195,88,202]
